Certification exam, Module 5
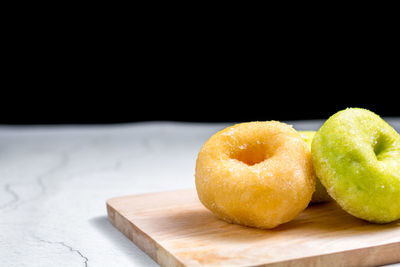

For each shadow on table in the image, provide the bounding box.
[89,216,159,267]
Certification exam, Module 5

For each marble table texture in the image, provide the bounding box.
[1,120,400,267]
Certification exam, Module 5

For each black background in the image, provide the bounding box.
[2,20,398,125]
[1,54,398,125]
[1,86,397,125]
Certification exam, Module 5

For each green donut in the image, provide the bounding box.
[299,131,332,203]
[312,108,400,223]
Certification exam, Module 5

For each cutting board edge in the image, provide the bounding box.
[106,191,400,267]
[251,242,400,267]
[106,200,185,267]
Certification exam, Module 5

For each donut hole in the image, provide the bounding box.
[230,144,269,166]
[373,134,390,160]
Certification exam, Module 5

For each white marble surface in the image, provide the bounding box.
[1,120,400,267]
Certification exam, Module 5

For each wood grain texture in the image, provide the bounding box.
[106,189,400,267]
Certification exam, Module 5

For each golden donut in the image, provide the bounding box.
[195,121,315,229]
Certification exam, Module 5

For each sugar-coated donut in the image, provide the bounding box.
[312,108,400,223]
[195,121,315,229]
[299,131,332,203]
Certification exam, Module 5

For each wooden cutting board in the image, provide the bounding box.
[106,189,400,267]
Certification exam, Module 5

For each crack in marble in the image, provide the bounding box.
[0,136,153,211]
[0,184,19,210]
[33,236,88,267]
[1,151,71,212]
[35,151,70,195]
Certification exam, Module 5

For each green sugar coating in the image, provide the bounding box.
[311,108,400,223]
[299,131,332,203]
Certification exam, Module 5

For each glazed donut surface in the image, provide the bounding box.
[195,121,315,229]
[312,108,400,223]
